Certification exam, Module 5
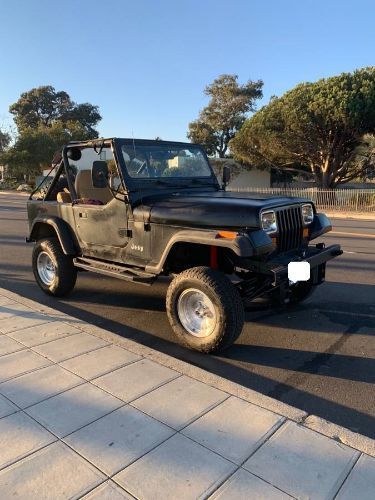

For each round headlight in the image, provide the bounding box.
[302,204,314,225]
[261,210,277,233]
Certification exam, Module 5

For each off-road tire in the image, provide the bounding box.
[166,266,244,353]
[32,237,77,297]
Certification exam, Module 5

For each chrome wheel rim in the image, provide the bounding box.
[37,252,56,285]
[177,288,217,338]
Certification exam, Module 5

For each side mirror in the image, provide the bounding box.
[67,147,82,161]
[92,161,109,188]
[222,165,231,188]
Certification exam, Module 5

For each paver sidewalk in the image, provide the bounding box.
[0,288,374,499]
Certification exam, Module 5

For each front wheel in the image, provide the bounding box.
[32,237,77,297]
[166,266,244,353]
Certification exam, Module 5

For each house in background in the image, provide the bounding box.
[209,158,270,189]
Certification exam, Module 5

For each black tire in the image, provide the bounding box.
[166,266,244,353]
[32,237,77,297]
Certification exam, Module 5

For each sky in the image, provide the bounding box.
[1,0,374,141]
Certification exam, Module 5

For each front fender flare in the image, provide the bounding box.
[309,213,332,240]
[27,217,78,255]
[145,229,273,274]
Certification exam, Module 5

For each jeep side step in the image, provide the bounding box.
[73,257,156,285]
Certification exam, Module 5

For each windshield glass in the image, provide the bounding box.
[121,144,212,179]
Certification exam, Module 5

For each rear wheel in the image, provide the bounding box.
[166,266,244,353]
[32,237,77,296]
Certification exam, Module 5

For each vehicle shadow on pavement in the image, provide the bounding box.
[224,345,374,383]
[1,278,374,439]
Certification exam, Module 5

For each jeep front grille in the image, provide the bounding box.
[276,206,303,252]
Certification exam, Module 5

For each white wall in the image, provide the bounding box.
[229,168,270,189]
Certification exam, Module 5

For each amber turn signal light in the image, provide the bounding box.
[216,231,238,239]
[303,228,309,238]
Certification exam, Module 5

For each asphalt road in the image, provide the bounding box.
[0,191,374,438]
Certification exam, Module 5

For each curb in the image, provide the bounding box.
[0,286,374,458]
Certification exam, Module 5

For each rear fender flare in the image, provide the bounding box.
[27,217,78,255]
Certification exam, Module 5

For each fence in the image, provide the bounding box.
[228,187,375,213]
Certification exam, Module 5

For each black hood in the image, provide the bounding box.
[133,190,311,229]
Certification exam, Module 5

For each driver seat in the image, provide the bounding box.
[75,164,113,204]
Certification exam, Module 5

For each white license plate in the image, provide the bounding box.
[288,261,310,284]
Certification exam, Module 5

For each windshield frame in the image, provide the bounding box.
[113,139,219,192]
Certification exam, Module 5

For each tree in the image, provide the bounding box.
[9,85,101,138]
[62,103,101,138]
[2,121,94,181]
[4,86,102,181]
[187,74,263,158]
[0,129,10,153]
[231,67,375,188]
[349,133,375,180]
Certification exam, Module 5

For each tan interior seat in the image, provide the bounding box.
[75,167,113,204]
[57,191,72,203]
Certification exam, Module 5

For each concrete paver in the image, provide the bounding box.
[0,296,18,307]
[0,349,51,383]
[0,287,373,500]
[8,320,82,347]
[114,433,236,500]
[0,441,105,499]
[209,468,292,499]
[0,393,18,418]
[93,359,179,402]
[0,364,84,409]
[133,375,228,430]
[0,302,35,321]
[25,382,123,438]
[244,421,360,500]
[336,453,375,500]
[83,480,133,499]
[32,332,109,362]
[65,405,174,475]
[183,396,284,464]
[0,411,56,470]
[0,313,54,334]
[61,344,140,380]
[0,335,24,356]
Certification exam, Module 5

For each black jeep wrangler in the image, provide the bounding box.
[26,138,342,353]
